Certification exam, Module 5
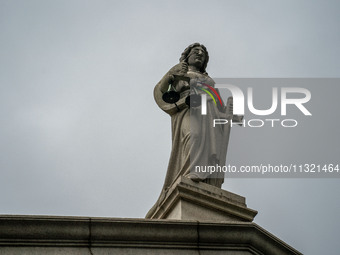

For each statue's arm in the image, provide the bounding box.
[154,62,190,115]
[158,73,172,93]
[158,62,189,93]
[225,96,244,125]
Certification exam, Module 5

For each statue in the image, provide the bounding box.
[146,43,239,218]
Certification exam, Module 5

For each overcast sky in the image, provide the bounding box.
[1,1,340,254]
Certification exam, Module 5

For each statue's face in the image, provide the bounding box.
[187,46,206,69]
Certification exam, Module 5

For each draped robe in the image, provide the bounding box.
[146,71,237,218]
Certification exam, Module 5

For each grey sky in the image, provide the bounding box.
[1,1,339,254]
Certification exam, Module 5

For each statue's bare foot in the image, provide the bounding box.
[186,173,203,183]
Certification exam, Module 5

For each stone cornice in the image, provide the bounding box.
[0,215,302,254]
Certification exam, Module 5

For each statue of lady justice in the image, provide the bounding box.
[146,43,238,218]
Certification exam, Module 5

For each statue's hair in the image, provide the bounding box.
[179,43,209,75]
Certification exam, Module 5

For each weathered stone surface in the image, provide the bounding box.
[149,43,243,219]
[147,176,257,222]
[0,215,302,255]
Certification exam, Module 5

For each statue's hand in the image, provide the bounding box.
[168,62,188,77]
[226,97,234,119]
[228,101,233,115]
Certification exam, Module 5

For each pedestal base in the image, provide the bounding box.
[148,176,257,222]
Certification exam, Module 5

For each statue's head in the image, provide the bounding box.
[180,43,209,74]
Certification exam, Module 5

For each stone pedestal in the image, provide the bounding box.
[147,176,257,222]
